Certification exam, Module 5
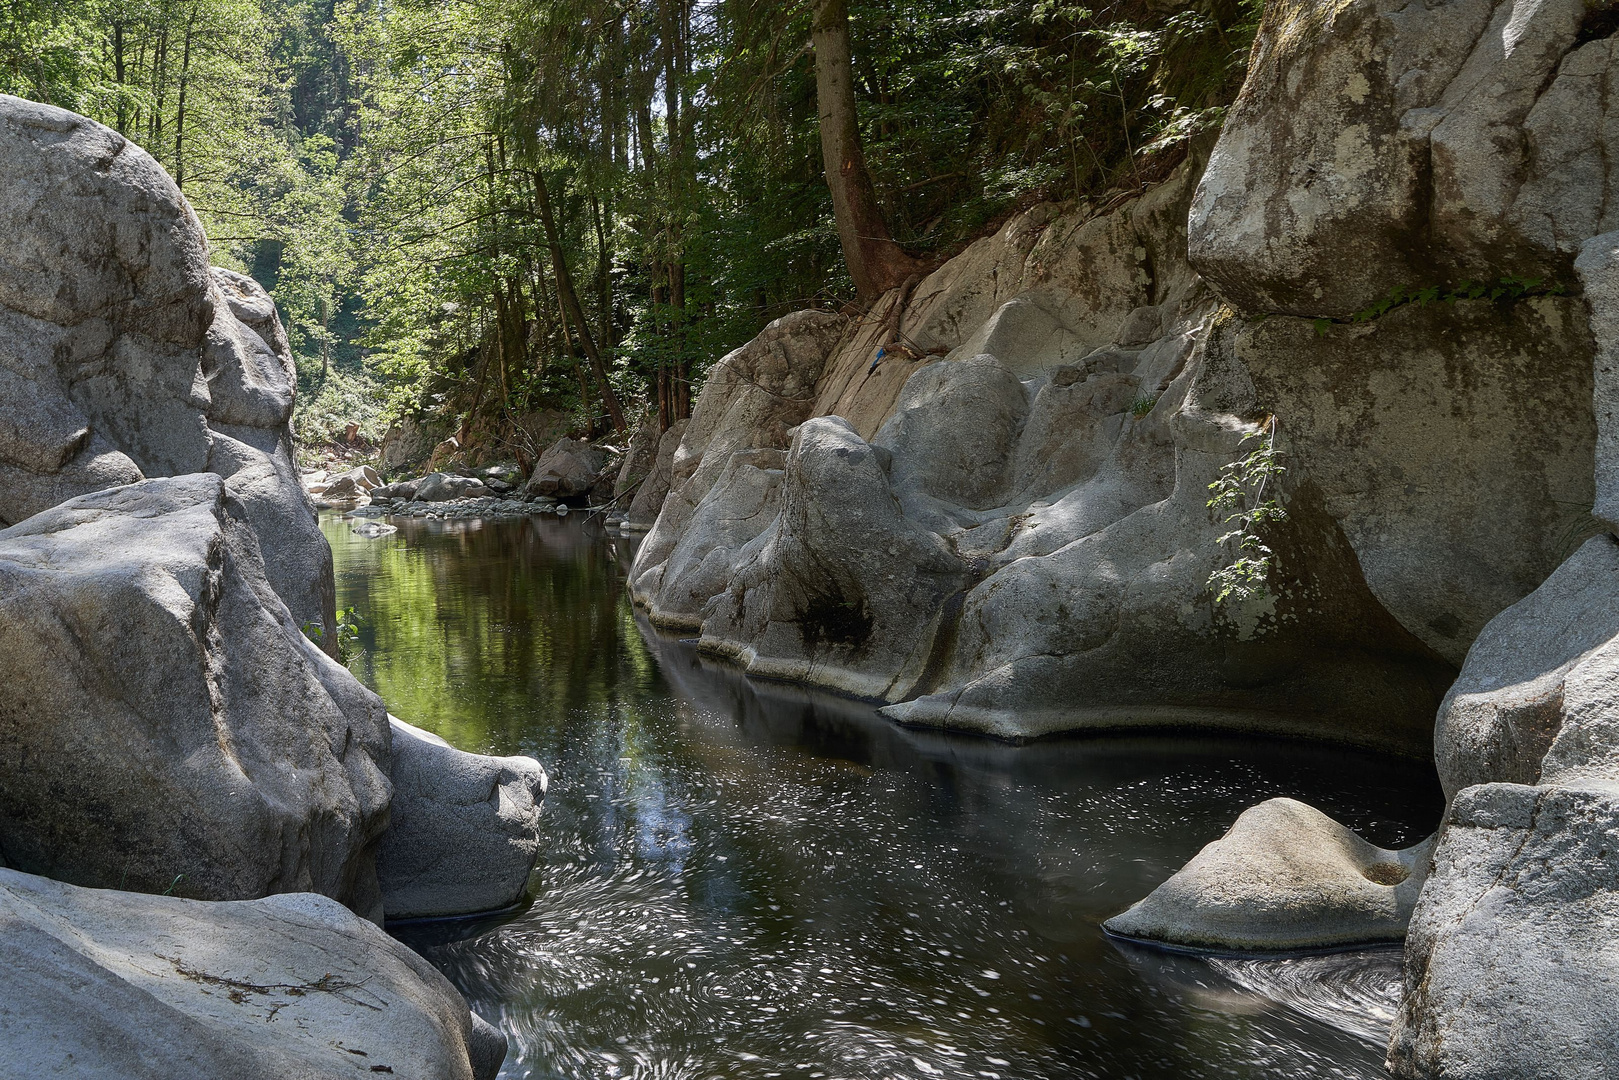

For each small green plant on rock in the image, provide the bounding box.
[1207,417,1287,604]
[301,606,366,664]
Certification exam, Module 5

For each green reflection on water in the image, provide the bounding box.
[322,512,659,755]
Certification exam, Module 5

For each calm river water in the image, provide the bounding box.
[321,512,1442,1080]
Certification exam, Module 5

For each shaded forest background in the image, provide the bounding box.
[2,0,1259,455]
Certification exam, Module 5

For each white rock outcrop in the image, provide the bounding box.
[1104,798,1432,952]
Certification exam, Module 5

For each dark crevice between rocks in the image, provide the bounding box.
[1576,5,1619,48]
[905,554,992,701]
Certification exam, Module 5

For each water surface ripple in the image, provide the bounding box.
[323,513,1441,1080]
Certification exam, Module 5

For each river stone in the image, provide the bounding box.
[1104,798,1432,952]
[417,471,489,502]
[0,96,336,646]
[1388,782,1619,1080]
[0,867,505,1080]
[0,475,391,915]
[525,437,607,498]
[377,718,548,920]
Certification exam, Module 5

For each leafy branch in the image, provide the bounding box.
[1206,417,1286,604]
[1312,275,1569,336]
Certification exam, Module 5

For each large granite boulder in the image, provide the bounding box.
[416,471,490,502]
[0,94,335,644]
[378,718,548,920]
[1104,798,1431,952]
[0,868,505,1080]
[1389,782,1619,1080]
[699,416,969,700]
[1235,298,1595,664]
[525,437,607,499]
[0,475,392,915]
[630,309,847,612]
[1382,535,1619,1077]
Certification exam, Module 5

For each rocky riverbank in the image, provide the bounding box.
[0,95,542,1077]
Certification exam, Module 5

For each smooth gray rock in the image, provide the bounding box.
[639,448,787,628]
[1388,782,1619,1080]
[1435,535,1619,797]
[0,96,336,645]
[377,718,548,920]
[373,478,421,501]
[0,476,391,915]
[875,354,1029,512]
[631,310,846,611]
[1104,798,1432,952]
[698,416,968,700]
[0,867,498,1080]
[525,437,606,498]
[417,472,489,502]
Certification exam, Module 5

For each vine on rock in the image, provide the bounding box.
[1206,417,1287,604]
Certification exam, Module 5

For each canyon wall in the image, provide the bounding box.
[631,0,1619,1073]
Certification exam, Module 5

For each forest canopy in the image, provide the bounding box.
[1,0,1260,454]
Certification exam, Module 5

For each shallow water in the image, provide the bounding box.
[322,512,1443,1080]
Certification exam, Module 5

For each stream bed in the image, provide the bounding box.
[321,512,1443,1080]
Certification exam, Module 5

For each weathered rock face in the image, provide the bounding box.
[1236,298,1595,664]
[1189,0,1617,318]
[633,158,1459,752]
[630,309,848,620]
[377,718,548,920]
[0,868,504,1080]
[0,476,391,915]
[1105,798,1431,952]
[1389,782,1619,1080]
[0,94,335,642]
[698,416,969,700]
[1381,536,1619,1077]
[526,437,608,499]
[626,417,688,530]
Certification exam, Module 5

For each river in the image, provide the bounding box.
[320,512,1443,1080]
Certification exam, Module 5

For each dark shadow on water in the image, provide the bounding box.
[323,512,1442,1080]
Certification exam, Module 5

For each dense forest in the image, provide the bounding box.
[1,0,1259,456]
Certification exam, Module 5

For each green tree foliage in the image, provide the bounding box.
[3,0,1261,453]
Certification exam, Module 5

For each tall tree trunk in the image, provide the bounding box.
[531,169,627,433]
[812,0,920,303]
[173,5,197,188]
[112,22,128,134]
